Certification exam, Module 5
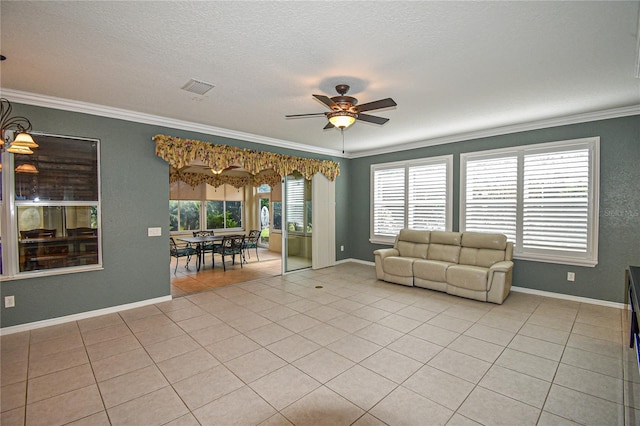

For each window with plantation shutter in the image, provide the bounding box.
[461,137,599,266]
[371,156,452,244]
[523,149,590,253]
[286,176,305,232]
[372,167,405,238]
[463,155,518,242]
[408,162,449,231]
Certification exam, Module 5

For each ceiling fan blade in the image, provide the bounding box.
[357,113,390,125]
[323,122,335,130]
[356,98,397,112]
[285,113,327,118]
[313,94,338,110]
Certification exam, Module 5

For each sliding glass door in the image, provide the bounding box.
[282,173,312,273]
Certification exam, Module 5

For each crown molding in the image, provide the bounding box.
[348,104,640,159]
[4,89,638,161]
[2,89,345,158]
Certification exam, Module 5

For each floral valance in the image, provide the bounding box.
[154,135,340,187]
[169,169,283,189]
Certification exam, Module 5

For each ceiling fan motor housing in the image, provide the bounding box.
[331,96,358,112]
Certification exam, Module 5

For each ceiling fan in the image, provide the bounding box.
[286,84,397,130]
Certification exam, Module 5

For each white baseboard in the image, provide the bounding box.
[337,258,374,266]
[0,295,173,336]
[511,286,626,310]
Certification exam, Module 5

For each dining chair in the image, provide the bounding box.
[169,237,198,274]
[243,230,260,262]
[215,235,245,271]
[193,230,216,266]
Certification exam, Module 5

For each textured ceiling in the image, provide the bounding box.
[1,1,639,156]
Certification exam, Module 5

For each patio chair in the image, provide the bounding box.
[169,237,198,274]
[214,234,245,271]
[243,230,260,262]
[193,230,216,266]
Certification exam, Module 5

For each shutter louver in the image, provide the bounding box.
[523,149,589,252]
[465,156,518,242]
[373,168,405,236]
[408,163,447,230]
[286,177,305,231]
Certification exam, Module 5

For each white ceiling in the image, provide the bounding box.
[1,1,639,157]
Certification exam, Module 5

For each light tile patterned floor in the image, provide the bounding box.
[1,262,639,425]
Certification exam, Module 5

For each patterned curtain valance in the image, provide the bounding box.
[169,169,283,189]
[154,134,340,187]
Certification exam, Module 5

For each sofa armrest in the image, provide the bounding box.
[374,248,399,260]
[374,248,399,280]
[487,260,514,304]
[488,260,513,273]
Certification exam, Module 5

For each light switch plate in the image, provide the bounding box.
[148,227,162,237]
[4,296,15,308]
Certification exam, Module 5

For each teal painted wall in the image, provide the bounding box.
[0,103,347,327]
[1,103,636,328]
[350,116,640,303]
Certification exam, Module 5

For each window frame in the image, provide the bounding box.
[1,132,103,279]
[370,155,453,245]
[169,184,244,236]
[460,137,600,267]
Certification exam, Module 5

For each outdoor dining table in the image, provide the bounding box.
[177,235,224,271]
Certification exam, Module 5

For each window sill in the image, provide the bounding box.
[369,237,395,246]
[2,264,104,281]
[514,253,597,267]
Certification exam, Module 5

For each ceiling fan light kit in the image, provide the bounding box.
[287,84,397,131]
[328,111,357,129]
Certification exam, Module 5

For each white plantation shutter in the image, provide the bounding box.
[286,177,305,230]
[464,156,518,242]
[461,138,598,266]
[371,156,452,244]
[523,149,590,252]
[372,167,405,237]
[408,162,448,231]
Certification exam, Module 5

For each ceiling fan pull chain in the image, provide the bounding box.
[341,128,345,154]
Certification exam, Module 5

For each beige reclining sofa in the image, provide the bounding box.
[374,229,514,304]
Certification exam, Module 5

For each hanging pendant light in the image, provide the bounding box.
[15,163,39,174]
[11,131,39,149]
[7,144,34,155]
[1,98,36,155]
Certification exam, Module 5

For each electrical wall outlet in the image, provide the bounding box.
[4,295,15,308]
[567,272,576,282]
[147,227,162,237]
[340,245,344,252]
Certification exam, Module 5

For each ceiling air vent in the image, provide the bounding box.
[181,79,215,95]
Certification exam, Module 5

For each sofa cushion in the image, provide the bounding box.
[396,229,430,259]
[413,259,452,282]
[446,265,489,292]
[461,232,507,250]
[383,256,416,277]
[397,241,429,259]
[398,229,431,244]
[427,244,461,263]
[459,248,506,268]
[430,231,462,245]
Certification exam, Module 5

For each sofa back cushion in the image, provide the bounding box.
[395,229,430,259]
[427,231,462,263]
[459,232,508,267]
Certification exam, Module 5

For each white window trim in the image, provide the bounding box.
[370,155,453,245]
[1,132,103,279]
[460,137,600,267]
